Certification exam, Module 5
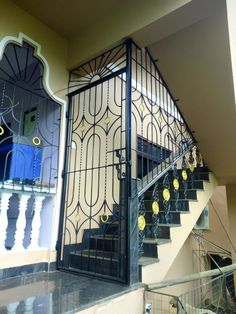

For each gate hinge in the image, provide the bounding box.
[61,170,65,178]
[66,111,69,119]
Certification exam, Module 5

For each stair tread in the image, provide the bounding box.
[139,257,159,266]
[144,199,196,203]
[146,223,181,227]
[145,209,189,213]
[90,235,119,240]
[71,249,118,261]
[143,238,171,245]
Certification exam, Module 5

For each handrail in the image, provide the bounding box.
[137,144,194,197]
[148,263,236,290]
[192,231,231,257]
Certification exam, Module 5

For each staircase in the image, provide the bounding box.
[68,205,126,280]
[67,162,216,285]
[139,165,217,284]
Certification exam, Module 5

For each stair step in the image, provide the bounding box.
[167,172,209,181]
[71,249,119,261]
[143,238,171,245]
[145,211,181,225]
[144,189,197,200]
[89,235,119,252]
[145,224,170,239]
[139,257,159,266]
[144,199,191,212]
[157,223,181,227]
[151,180,204,191]
[69,250,122,277]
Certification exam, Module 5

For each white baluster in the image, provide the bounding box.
[24,296,36,314]
[12,194,30,251]
[0,192,12,251]
[28,195,45,249]
[6,301,19,314]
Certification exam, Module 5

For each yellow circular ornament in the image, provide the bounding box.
[0,125,4,136]
[182,170,188,181]
[173,179,179,190]
[189,163,195,173]
[32,136,41,146]
[138,215,146,231]
[152,201,159,214]
[163,188,170,201]
[101,213,109,223]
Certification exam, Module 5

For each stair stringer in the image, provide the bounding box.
[141,172,217,284]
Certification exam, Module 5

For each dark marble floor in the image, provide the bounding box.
[0,271,135,313]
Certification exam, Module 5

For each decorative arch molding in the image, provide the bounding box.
[0,32,66,107]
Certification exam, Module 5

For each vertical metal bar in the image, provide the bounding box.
[57,96,73,268]
[125,39,132,285]
[125,39,139,285]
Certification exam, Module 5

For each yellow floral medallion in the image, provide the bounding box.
[152,201,159,214]
[138,215,146,231]
[173,179,179,190]
[101,213,109,223]
[182,170,188,181]
[163,188,170,201]
[189,163,195,173]
[0,125,4,136]
[32,136,41,146]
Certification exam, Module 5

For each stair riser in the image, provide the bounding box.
[89,238,118,252]
[70,254,119,277]
[145,225,170,239]
[145,211,181,225]
[101,224,119,235]
[145,190,197,201]
[144,200,190,212]
[143,243,158,258]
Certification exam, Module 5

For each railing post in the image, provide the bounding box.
[12,194,31,251]
[125,39,139,284]
[28,195,45,249]
[24,296,36,313]
[0,192,12,251]
[6,302,19,314]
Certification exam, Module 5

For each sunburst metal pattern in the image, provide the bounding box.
[0,42,61,193]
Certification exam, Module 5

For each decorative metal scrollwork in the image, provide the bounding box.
[188,149,195,188]
[32,136,41,146]
[182,156,188,199]
[163,173,171,224]
[152,182,160,238]
[173,164,180,212]
[138,195,146,257]
[101,213,109,223]
[0,125,4,136]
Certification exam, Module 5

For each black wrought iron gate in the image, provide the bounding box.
[58,51,129,282]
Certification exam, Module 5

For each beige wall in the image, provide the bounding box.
[226,0,236,106]
[78,288,144,314]
[204,186,231,253]
[226,184,236,262]
[157,234,202,296]
[0,0,69,99]
[68,0,191,67]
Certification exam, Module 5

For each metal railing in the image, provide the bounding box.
[146,264,236,314]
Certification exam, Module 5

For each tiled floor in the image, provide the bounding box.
[0,271,132,313]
